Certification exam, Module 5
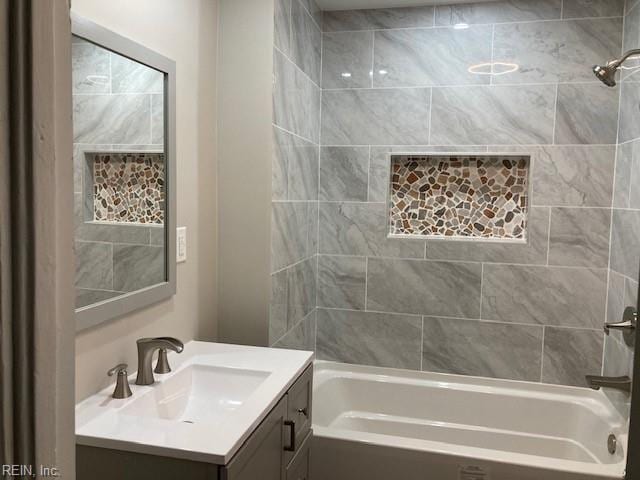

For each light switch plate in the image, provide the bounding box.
[176,227,187,263]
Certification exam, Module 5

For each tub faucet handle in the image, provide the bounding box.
[107,363,133,399]
[604,306,637,333]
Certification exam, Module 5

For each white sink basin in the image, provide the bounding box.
[121,365,269,424]
[75,341,313,464]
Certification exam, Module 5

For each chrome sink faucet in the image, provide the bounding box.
[135,337,184,385]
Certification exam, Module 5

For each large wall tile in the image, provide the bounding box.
[292,0,322,85]
[317,255,366,309]
[493,18,622,84]
[554,84,619,145]
[275,0,291,56]
[286,257,317,328]
[319,202,425,258]
[422,318,543,381]
[319,147,369,201]
[427,207,550,265]
[629,140,640,209]
[367,258,482,318]
[151,94,164,145]
[622,2,640,80]
[273,48,320,143]
[75,241,113,290]
[482,265,607,328]
[322,31,373,89]
[271,201,311,271]
[270,269,289,344]
[607,270,626,324]
[616,81,640,144]
[373,25,492,87]
[113,244,164,292]
[274,309,317,351]
[610,209,640,281]
[111,53,163,94]
[321,88,430,145]
[72,42,110,94]
[435,0,561,26]
[323,6,434,32]
[76,223,150,244]
[548,207,611,268]
[614,142,633,208]
[273,127,319,201]
[530,146,615,207]
[542,327,604,387]
[430,85,555,145]
[316,308,422,370]
[563,0,624,19]
[73,94,151,144]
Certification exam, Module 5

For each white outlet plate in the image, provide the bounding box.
[176,227,187,263]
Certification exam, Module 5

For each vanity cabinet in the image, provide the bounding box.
[76,364,313,480]
[222,365,313,480]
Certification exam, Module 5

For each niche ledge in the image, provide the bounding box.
[388,153,530,242]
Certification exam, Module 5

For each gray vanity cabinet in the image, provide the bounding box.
[222,364,313,480]
[76,364,313,480]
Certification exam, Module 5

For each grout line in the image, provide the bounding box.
[320,80,607,92]
[274,44,321,91]
[273,123,318,148]
[370,30,375,88]
[315,143,618,148]
[560,0,564,19]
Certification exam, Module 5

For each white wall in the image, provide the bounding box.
[73,0,218,401]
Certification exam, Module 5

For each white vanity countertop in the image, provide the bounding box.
[75,341,314,465]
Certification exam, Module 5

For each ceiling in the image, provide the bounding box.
[317,0,497,11]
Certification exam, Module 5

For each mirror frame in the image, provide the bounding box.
[72,13,177,332]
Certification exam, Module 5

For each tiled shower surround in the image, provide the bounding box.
[72,35,165,308]
[270,0,635,393]
[389,155,529,239]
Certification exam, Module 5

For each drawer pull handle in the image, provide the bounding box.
[284,420,296,452]
[297,407,308,417]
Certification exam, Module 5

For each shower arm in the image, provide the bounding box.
[608,49,640,69]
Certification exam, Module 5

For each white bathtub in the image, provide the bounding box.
[312,361,627,480]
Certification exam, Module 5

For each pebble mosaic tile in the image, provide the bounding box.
[92,152,165,224]
[389,154,529,240]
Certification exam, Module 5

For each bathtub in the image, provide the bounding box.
[312,361,627,480]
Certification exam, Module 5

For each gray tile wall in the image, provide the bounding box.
[72,36,165,308]
[311,0,625,389]
[603,0,640,419]
[270,0,322,349]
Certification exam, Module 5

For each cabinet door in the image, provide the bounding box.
[285,365,313,465]
[286,432,311,480]
[221,397,287,480]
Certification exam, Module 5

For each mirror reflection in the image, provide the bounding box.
[72,34,167,310]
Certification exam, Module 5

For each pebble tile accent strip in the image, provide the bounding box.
[93,152,165,224]
[389,155,528,240]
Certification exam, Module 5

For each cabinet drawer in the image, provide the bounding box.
[286,432,311,480]
[285,365,313,465]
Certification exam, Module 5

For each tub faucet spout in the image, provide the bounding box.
[585,375,631,393]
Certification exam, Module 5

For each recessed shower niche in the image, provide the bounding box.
[388,154,530,241]
[83,151,165,225]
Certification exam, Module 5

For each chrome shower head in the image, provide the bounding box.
[593,64,618,87]
[593,49,640,87]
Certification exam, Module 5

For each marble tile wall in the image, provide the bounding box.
[270,0,322,348]
[603,0,640,419]
[313,0,625,388]
[72,36,165,309]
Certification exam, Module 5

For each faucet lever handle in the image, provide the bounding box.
[107,363,129,377]
[107,364,133,399]
[604,306,638,333]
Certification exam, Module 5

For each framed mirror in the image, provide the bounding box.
[71,13,176,331]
